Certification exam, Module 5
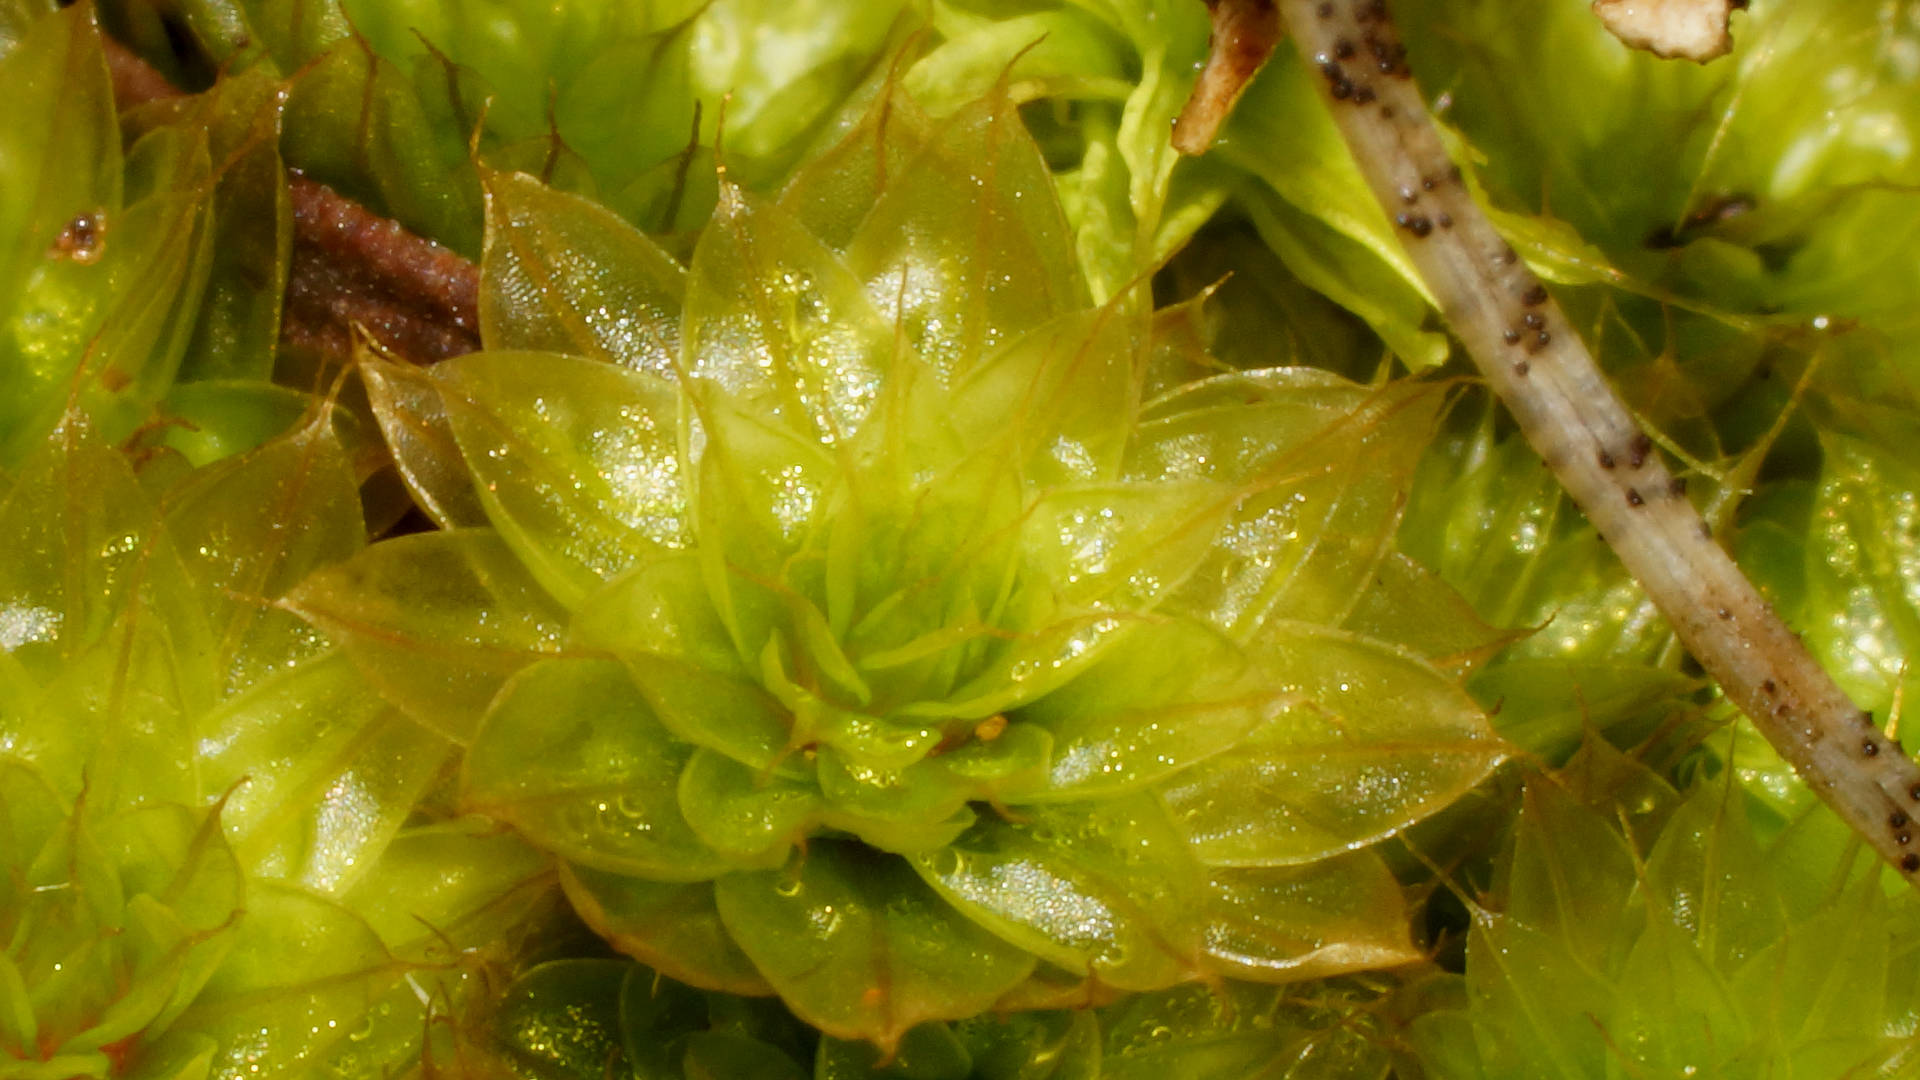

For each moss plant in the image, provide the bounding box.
[281,82,1508,1051]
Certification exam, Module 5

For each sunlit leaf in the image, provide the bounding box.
[846,91,1087,382]
[1158,622,1504,865]
[481,170,686,371]
[432,351,687,607]
[910,794,1209,992]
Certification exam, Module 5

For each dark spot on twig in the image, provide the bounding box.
[1598,449,1616,469]
[1522,283,1549,306]
[1629,433,1653,468]
[1865,738,1882,757]
[1626,488,1644,507]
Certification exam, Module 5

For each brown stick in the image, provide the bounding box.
[1266,0,1920,883]
[102,36,479,364]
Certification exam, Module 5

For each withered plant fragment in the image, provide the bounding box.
[1172,0,1282,154]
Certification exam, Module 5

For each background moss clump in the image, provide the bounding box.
[3,0,1920,1076]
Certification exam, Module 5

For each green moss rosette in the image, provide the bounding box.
[0,410,557,1078]
[1403,735,1920,1077]
[0,764,240,1080]
[283,84,1507,1051]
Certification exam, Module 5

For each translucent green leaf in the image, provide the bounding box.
[571,553,749,678]
[1471,660,1698,760]
[199,655,450,893]
[846,91,1087,382]
[0,417,175,672]
[902,6,1130,120]
[676,747,823,865]
[1342,552,1517,676]
[560,867,774,997]
[683,183,892,445]
[360,355,489,529]
[1015,617,1263,802]
[687,397,839,639]
[465,657,728,881]
[481,169,686,371]
[778,85,935,252]
[815,726,1047,842]
[685,0,908,179]
[431,351,687,607]
[1610,918,1750,1077]
[0,419,211,807]
[1138,373,1440,637]
[283,529,567,741]
[1158,622,1504,865]
[910,794,1209,992]
[163,411,364,696]
[0,1,56,53]
[3,117,214,462]
[716,841,1034,1052]
[84,805,242,1042]
[1725,884,1894,1073]
[165,884,402,1078]
[337,819,555,961]
[1643,784,1786,973]
[937,306,1144,490]
[1200,855,1417,982]
[1802,431,1920,713]
[1499,779,1643,978]
[1462,917,1617,1079]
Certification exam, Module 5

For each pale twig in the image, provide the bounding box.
[1253,0,1920,884]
